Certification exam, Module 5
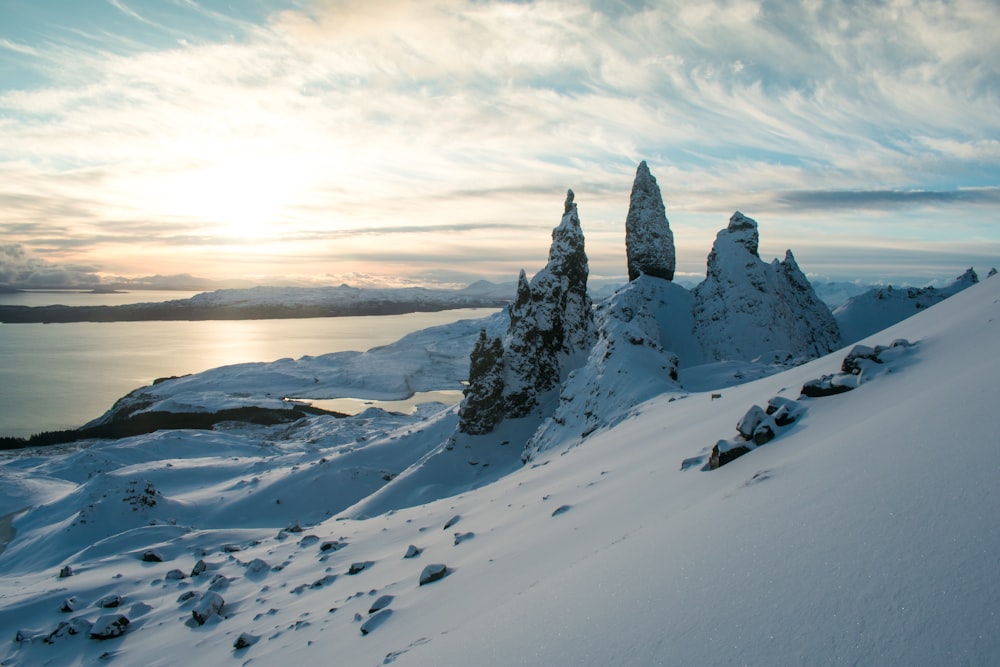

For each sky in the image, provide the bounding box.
[1,0,998,290]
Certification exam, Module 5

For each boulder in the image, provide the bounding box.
[801,376,854,398]
[191,591,224,625]
[736,405,768,440]
[89,614,129,640]
[368,595,394,614]
[709,439,752,469]
[95,594,122,609]
[419,563,448,586]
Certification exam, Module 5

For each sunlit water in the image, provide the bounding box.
[0,290,202,307]
[0,308,497,439]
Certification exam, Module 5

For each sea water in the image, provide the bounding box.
[0,308,497,438]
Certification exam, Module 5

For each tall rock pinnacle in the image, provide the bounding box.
[625,161,676,282]
[458,189,596,431]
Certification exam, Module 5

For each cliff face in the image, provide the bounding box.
[692,212,842,362]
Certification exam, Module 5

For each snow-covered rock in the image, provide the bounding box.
[523,275,686,460]
[692,212,842,362]
[460,189,595,430]
[625,161,675,282]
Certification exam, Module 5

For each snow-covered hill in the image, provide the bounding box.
[833,267,980,343]
[2,270,997,666]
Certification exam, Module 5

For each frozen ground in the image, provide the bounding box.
[1,276,998,666]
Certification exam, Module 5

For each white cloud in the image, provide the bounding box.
[0,0,997,284]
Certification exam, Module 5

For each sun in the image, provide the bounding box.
[146,155,314,240]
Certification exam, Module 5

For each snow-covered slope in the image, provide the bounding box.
[2,271,997,666]
[833,267,979,343]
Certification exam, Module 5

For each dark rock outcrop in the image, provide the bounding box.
[457,189,595,433]
[625,161,676,281]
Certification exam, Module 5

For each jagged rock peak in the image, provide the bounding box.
[625,161,675,282]
[564,189,575,214]
[692,212,842,362]
[725,211,760,256]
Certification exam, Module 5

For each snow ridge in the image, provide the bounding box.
[833,267,979,343]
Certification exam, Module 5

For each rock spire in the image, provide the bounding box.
[625,161,675,282]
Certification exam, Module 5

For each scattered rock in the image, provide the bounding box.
[60,596,79,612]
[234,632,260,650]
[192,591,224,625]
[165,568,186,580]
[801,376,854,398]
[443,515,461,530]
[89,614,129,640]
[190,559,207,577]
[551,505,572,517]
[709,439,752,470]
[319,540,346,553]
[140,549,164,563]
[246,558,270,575]
[43,617,92,643]
[453,532,475,545]
[369,595,394,614]
[752,423,775,446]
[360,609,393,636]
[841,344,882,375]
[403,544,422,559]
[419,564,448,586]
[209,573,230,591]
[177,590,197,603]
[736,405,768,440]
[95,594,123,609]
[58,565,74,578]
[348,561,372,575]
[222,543,243,553]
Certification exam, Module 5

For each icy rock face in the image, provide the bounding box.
[523,276,682,460]
[692,212,842,362]
[625,161,675,282]
[459,190,595,430]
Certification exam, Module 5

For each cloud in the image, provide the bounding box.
[0,244,102,288]
[0,0,997,284]
[772,187,1000,211]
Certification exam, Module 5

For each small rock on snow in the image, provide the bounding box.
[419,563,448,586]
[89,614,129,640]
[360,609,393,635]
[369,594,394,614]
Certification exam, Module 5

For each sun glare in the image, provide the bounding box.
[147,156,317,240]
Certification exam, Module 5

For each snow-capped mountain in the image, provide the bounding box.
[833,267,980,343]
